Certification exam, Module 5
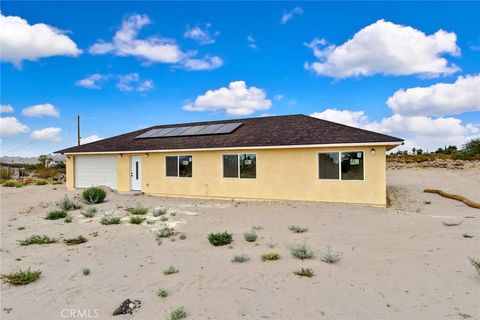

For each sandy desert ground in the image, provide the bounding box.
[1,168,479,320]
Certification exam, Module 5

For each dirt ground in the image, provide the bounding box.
[1,168,479,320]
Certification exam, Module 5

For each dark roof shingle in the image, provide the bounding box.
[55,114,403,153]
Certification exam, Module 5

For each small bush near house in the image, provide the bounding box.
[163,266,179,275]
[293,268,315,278]
[469,257,480,275]
[2,181,16,187]
[152,208,167,217]
[261,251,281,261]
[156,226,175,239]
[52,181,63,185]
[290,244,314,260]
[130,216,145,224]
[45,209,67,220]
[1,268,41,286]
[35,179,48,185]
[169,307,187,320]
[288,225,308,233]
[18,235,58,246]
[82,268,90,276]
[82,187,107,204]
[81,207,97,218]
[147,219,156,225]
[231,254,249,263]
[243,232,257,242]
[64,215,73,223]
[59,196,82,211]
[64,235,88,246]
[320,246,343,264]
[208,231,233,246]
[100,216,121,225]
[126,205,148,215]
[157,288,168,298]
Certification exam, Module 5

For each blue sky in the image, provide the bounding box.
[1,1,479,156]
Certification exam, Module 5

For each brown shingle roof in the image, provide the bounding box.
[55,114,403,154]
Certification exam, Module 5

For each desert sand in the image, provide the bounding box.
[1,168,479,320]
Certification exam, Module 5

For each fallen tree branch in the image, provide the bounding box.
[424,189,480,209]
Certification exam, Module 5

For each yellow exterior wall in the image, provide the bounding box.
[67,146,387,205]
[66,156,74,189]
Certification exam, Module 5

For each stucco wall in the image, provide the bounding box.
[66,156,74,189]
[67,146,387,205]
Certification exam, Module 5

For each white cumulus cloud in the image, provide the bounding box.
[387,74,480,116]
[184,23,219,45]
[0,12,81,67]
[30,127,62,141]
[182,81,272,116]
[281,7,303,24]
[22,103,60,118]
[305,19,460,78]
[0,117,29,136]
[75,73,109,89]
[247,34,257,49]
[116,73,154,92]
[0,104,14,113]
[182,55,223,71]
[81,134,102,144]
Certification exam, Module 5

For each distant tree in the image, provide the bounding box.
[435,147,444,154]
[416,149,423,155]
[412,148,416,155]
[445,145,458,154]
[38,155,53,168]
[462,138,480,155]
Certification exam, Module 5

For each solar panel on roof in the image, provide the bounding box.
[134,122,243,139]
[179,125,208,136]
[151,127,177,137]
[135,128,162,139]
[163,126,191,136]
[195,124,224,135]
[213,122,242,134]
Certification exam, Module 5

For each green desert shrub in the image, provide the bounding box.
[261,251,281,261]
[152,208,167,217]
[18,234,58,246]
[293,267,315,278]
[126,204,148,215]
[2,181,16,187]
[82,187,106,204]
[169,307,187,320]
[208,231,233,246]
[288,225,308,233]
[35,179,48,185]
[469,257,480,275]
[82,268,90,276]
[64,235,88,245]
[81,207,97,218]
[1,268,41,286]
[290,244,314,260]
[100,216,121,225]
[243,232,257,242]
[45,209,67,220]
[160,216,169,221]
[59,196,82,211]
[157,288,168,298]
[231,254,249,263]
[156,226,175,239]
[130,216,146,224]
[463,234,474,238]
[320,246,343,264]
[64,215,73,223]
[163,266,179,275]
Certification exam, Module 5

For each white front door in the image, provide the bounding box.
[130,156,142,191]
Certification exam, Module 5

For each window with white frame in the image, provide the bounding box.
[166,155,192,177]
[318,151,364,180]
[223,154,256,178]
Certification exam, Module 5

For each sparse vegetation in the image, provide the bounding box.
[458,313,472,319]
[231,254,249,263]
[2,181,16,187]
[208,231,233,246]
[45,209,67,220]
[160,216,168,221]
[157,288,168,298]
[288,225,308,233]
[81,207,97,218]
[261,251,281,261]
[290,244,314,260]
[251,225,263,231]
[463,234,474,238]
[243,232,257,242]
[156,226,175,239]
[147,219,156,225]
[82,187,106,204]
[293,267,315,278]
[59,196,82,211]
[152,208,167,217]
[169,307,187,320]
[100,216,121,225]
[126,204,148,215]
[442,221,463,227]
[35,179,48,185]
[64,235,88,245]
[1,268,42,286]
[163,266,179,275]
[130,216,146,224]
[179,233,187,240]
[18,234,58,246]
[320,246,343,264]
[64,215,73,223]
[82,268,90,276]
[469,257,480,275]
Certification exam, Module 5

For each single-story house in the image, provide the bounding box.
[56,114,403,206]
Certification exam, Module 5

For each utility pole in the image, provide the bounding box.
[77,114,81,146]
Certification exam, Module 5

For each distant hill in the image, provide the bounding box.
[0,154,66,165]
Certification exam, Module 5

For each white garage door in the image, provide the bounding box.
[75,155,117,189]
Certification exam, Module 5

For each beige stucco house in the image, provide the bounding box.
[56,114,403,206]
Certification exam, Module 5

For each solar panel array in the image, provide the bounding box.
[135,122,243,139]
